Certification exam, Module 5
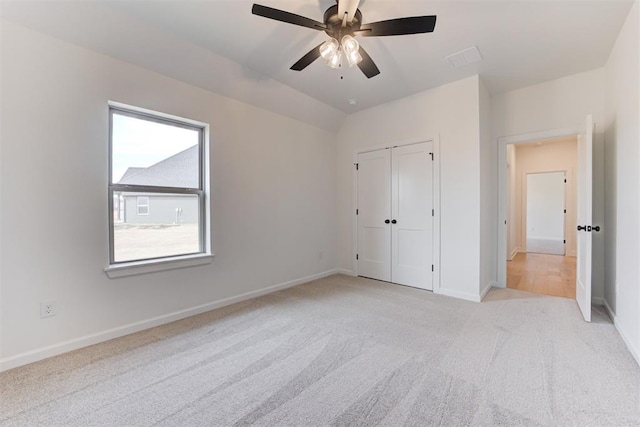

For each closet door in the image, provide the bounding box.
[357,149,391,282]
[391,142,433,290]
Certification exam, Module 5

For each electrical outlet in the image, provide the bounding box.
[40,301,56,318]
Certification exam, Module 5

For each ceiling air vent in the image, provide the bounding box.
[445,46,483,68]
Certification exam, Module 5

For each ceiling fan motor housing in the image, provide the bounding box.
[323,5,363,39]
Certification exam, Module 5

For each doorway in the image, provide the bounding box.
[504,137,577,299]
[499,116,595,321]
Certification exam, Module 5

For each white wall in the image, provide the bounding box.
[336,75,485,301]
[492,69,606,301]
[603,0,639,364]
[0,21,339,370]
[513,139,578,256]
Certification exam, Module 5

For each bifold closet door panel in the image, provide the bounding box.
[357,149,391,282]
[391,142,433,290]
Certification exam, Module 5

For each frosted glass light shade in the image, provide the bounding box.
[341,35,359,54]
[345,49,362,67]
[320,38,339,60]
[341,35,362,67]
[328,49,342,69]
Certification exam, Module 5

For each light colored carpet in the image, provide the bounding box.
[1,274,639,426]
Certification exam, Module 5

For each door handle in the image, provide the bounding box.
[391,219,397,224]
[385,219,390,224]
[577,225,601,232]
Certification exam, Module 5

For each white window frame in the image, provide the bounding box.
[105,102,213,278]
[136,196,150,216]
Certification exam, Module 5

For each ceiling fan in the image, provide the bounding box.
[252,0,437,78]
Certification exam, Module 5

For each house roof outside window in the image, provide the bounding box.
[117,145,199,188]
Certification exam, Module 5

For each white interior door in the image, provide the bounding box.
[357,149,391,282]
[391,142,434,290]
[576,115,593,322]
[526,171,566,255]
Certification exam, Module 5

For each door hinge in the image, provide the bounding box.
[429,152,434,161]
[356,254,359,260]
[564,179,567,183]
[431,265,434,272]
[355,163,359,170]
[564,209,566,214]
[356,209,359,215]
[563,240,566,244]
[432,209,434,217]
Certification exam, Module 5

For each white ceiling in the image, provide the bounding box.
[1,0,634,114]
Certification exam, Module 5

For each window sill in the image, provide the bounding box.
[104,253,214,278]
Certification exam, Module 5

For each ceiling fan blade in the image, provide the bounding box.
[252,4,327,31]
[357,15,436,37]
[290,43,323,71]
[357,46,380,78]
[338,0,361,24]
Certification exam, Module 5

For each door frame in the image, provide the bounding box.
[497,128,578,288]
[352,137,441,293]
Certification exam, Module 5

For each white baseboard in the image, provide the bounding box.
[480,282,496,301]
[602,298,616,322]
[613,318,640,368]
[508,247,520,261]
[592,297,605,306]
[334,269,355,276]
[598,299,639,368]
[436,287,483,303]
[0,269,342,373]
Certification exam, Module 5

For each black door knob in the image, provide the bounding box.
[577,225,587,231]
[385,219,390,224]
[391,219,397,224]
[592,226,601,232]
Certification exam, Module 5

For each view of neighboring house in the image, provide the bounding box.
[115,145,200,224]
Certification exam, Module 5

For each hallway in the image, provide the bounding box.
[507,253,576,299]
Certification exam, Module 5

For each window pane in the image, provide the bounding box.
[113,192,201,263]
[112,113,200,188]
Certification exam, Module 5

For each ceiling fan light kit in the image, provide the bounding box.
[252,1,437,79]
[328,48,343,69]
[320,38,339,60]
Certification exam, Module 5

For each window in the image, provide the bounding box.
[136,196,150,215]
[107,103,211,275]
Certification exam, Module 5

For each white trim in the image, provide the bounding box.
[105,253,214,278]
[589,299,638,368]
[602,298,616,322]
[0,269,343,373]
[351,136,441,292]
[437,287,483,303]
[508,247,521,261]
[334,268,356,276]
[614,318,640,368]
[497,127,579,287]
[432,136,442,294]
[480,282,495,301]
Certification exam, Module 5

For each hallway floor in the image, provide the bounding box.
[507,252,576,299]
